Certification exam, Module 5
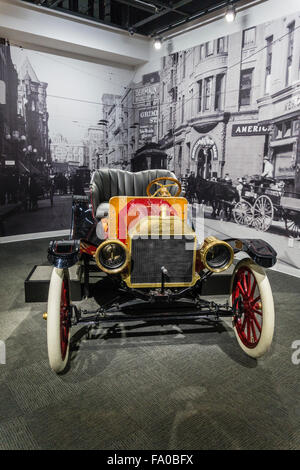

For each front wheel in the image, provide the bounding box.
[233,200,253,226]
[47,268,71,373]
[229,258,274,358]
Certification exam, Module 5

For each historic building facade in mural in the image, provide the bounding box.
[0,39,21,174]
[50,133,89,173]
[100,12,299,189]
[101,72,160,170]
[257,15,300,193]
[17,56,50,170]
[158,12,300,187]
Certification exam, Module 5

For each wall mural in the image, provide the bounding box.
[0,10,300,275]
[0,40,133,236]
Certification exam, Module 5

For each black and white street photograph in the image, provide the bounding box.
[97,11,300,277]
[2,8,299,275]
[0,39,133,237]
[0,0,300,453]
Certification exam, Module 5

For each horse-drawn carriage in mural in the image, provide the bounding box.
[184,174,239,221]
[25,168,277,373]
[232,176,300,237]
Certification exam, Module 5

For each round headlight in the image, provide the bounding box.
[200,236,234,273]
[95,240,129,274]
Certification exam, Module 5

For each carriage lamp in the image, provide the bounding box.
[95,240,129,274]
[199,236,234,273]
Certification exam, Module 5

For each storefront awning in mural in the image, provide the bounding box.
[192,122,219,134]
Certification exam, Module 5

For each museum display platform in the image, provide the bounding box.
[0,237,299,450]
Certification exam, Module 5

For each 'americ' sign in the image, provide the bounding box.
[232,124,271,136]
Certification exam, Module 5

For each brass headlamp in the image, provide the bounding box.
[199,236,234,273]
[94,239,129,274]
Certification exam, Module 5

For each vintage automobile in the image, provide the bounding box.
[44,168,277,373]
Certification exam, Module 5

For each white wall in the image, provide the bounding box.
[1,0,300,80]
[0,0,150,69]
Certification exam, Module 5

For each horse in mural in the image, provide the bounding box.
[193,177,240,220]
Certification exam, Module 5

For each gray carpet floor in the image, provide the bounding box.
[0,238,300,450]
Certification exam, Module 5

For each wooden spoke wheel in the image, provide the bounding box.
[253,195,274,232]
[230,259,274,358]
[47,268,71,373]
[232,200,253,226]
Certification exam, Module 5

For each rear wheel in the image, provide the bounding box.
[253,195,273,232]
[47,268,71,373]
[230,258,274,358]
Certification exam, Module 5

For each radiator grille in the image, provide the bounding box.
[130,236,195,286]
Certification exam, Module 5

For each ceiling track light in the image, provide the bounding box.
[153,37,162,50]
[225,3,236,23]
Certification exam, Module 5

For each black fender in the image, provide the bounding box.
[48,240,80,269]
[225,238,277,268]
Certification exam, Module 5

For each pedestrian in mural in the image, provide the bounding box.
[28,174,40,211]
[18,173,29,211]
[262,155,274,179]
[56,173,62,195]
[62,174,68,195]
[72,171,85,196]
[236,177,244,198]
[224,173,232,185]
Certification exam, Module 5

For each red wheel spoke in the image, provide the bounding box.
[252,307,262,316]
[251,320,257,343]
[252,295,261,305]
[247,271,252,292]
[242,273,248,293]
[237,281,246,296]
[60,277,70,361]
[233,266,263,349]
[250,278,257,299]
[246,318,251,342]
[252,314,262,333]
[241,316,247,332]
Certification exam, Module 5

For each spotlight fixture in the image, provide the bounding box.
[153,37,162,50]
[225,3,236,23]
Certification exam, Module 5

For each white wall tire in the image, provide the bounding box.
[229,258,275,358]
[47,268,71,373]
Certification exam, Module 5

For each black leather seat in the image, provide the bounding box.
[90,168,178,219]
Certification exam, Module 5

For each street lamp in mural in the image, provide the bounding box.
[4,131,26,169]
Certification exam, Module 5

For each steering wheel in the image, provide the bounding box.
[146,177,182,197]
